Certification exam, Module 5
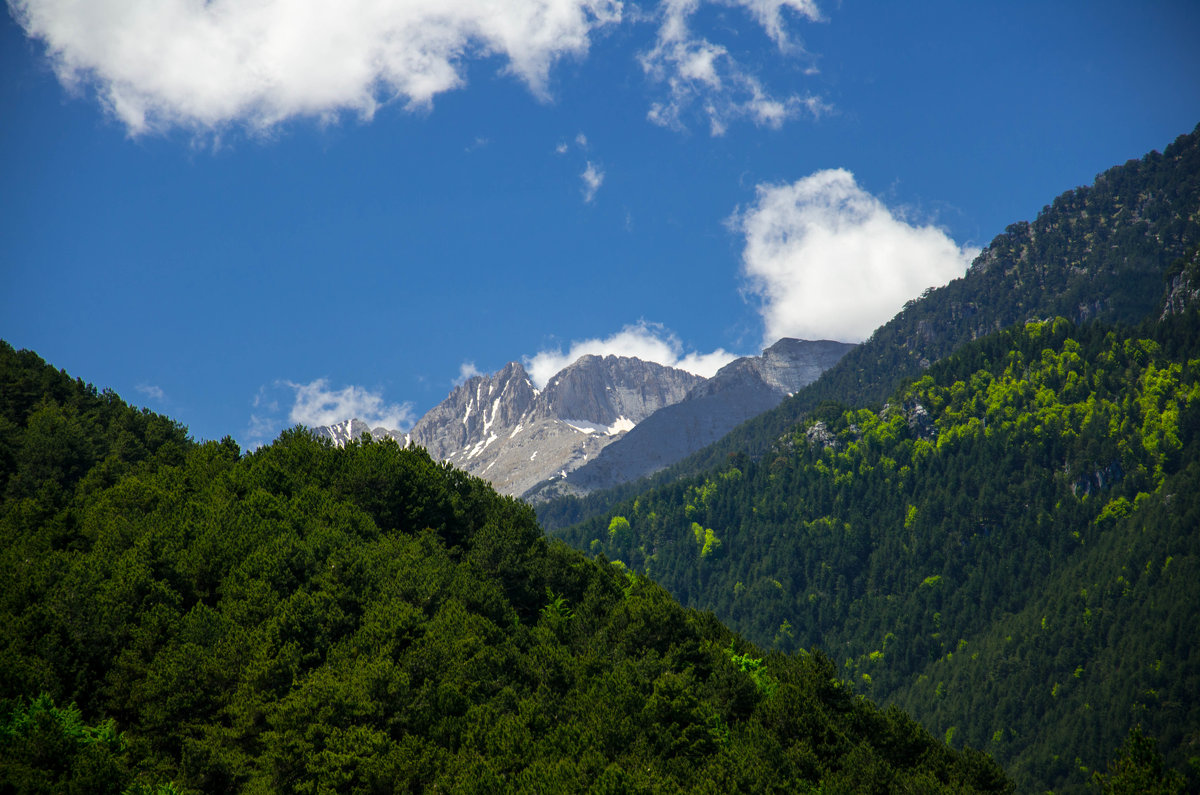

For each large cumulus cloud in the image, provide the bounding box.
[734,169,979,344]
[9,0,623,134]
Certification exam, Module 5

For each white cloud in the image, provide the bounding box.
[10,0,623,135]
[13,0,835,139]
[555,141,569,154]
[641,0,827,135]
[135,383,165,401]
[524,320,737,388]
[733,0,823,49]
[455,361,484,385]
[581,161,605,202]
[286,378,416,430]
[733,168,980,344]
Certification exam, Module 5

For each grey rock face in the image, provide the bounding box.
[311,340,852,501]
[530,338,855,500]
[1161,249,1200,319]
[314,355,704,499]
[424,355,702,496]
[408,362,538,461]
[537,355,703,424]
[697,338,857,398]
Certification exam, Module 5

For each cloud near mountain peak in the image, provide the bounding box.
[524,321,737,389]
[735,169,980,344]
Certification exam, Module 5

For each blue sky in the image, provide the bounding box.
[3,0,1198,447]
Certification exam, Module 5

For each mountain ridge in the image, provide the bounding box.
[542,124,1200,792]
[529,338,856,500]
[536,122,1200,532]
[316,353,707,497]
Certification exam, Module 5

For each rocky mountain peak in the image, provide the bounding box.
[313,341,856,500]
[351,353,706,497]
[311,418,408,447]
[408,361,537,458]
[531,338,856,500]
[536,354,705,426]
[688,339,856,401]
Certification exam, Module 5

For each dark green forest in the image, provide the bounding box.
[0,341,1010,793]
[557,306,1200,792]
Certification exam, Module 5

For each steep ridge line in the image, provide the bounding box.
[536,122,1200,532]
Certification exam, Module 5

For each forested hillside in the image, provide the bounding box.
[538,124,1200,534]
[557,306,1200,792]
[0,341,1009,793]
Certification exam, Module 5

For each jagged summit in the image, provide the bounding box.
[314,340,853,500]
[408,361,539,458]
[311,418,408,447]
[316,353,706,497]
[529,338,855,499]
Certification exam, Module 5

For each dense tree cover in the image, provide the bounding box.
[0,341,1008,793]
[539,123,1200,534]
[1092,728,1188,795]
[558,312,1200,793]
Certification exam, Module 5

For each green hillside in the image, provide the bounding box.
[0,342,1007,793]
[556,302,1200,792]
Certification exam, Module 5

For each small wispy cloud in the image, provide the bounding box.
[524,320,738,388]
[135,383,165,401]
[454,361,484,385]
[581,161,605,203]
[558,131,605,202]
[243,378,414,449]
[733,168,979,345]
[641,0,828,136]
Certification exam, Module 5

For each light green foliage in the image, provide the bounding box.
[608,514,631,544]
[540,588,574,621]
[905,505,918,529]
[690,521,722,558]
[725,643,776,698]
[0,693,179,793]
[1097,497,1134,525]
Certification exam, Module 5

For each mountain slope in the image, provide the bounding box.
[555,309,1200,793]
[538,123,1200,532]
[0,341,1009,793]
[531,339,855,500]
